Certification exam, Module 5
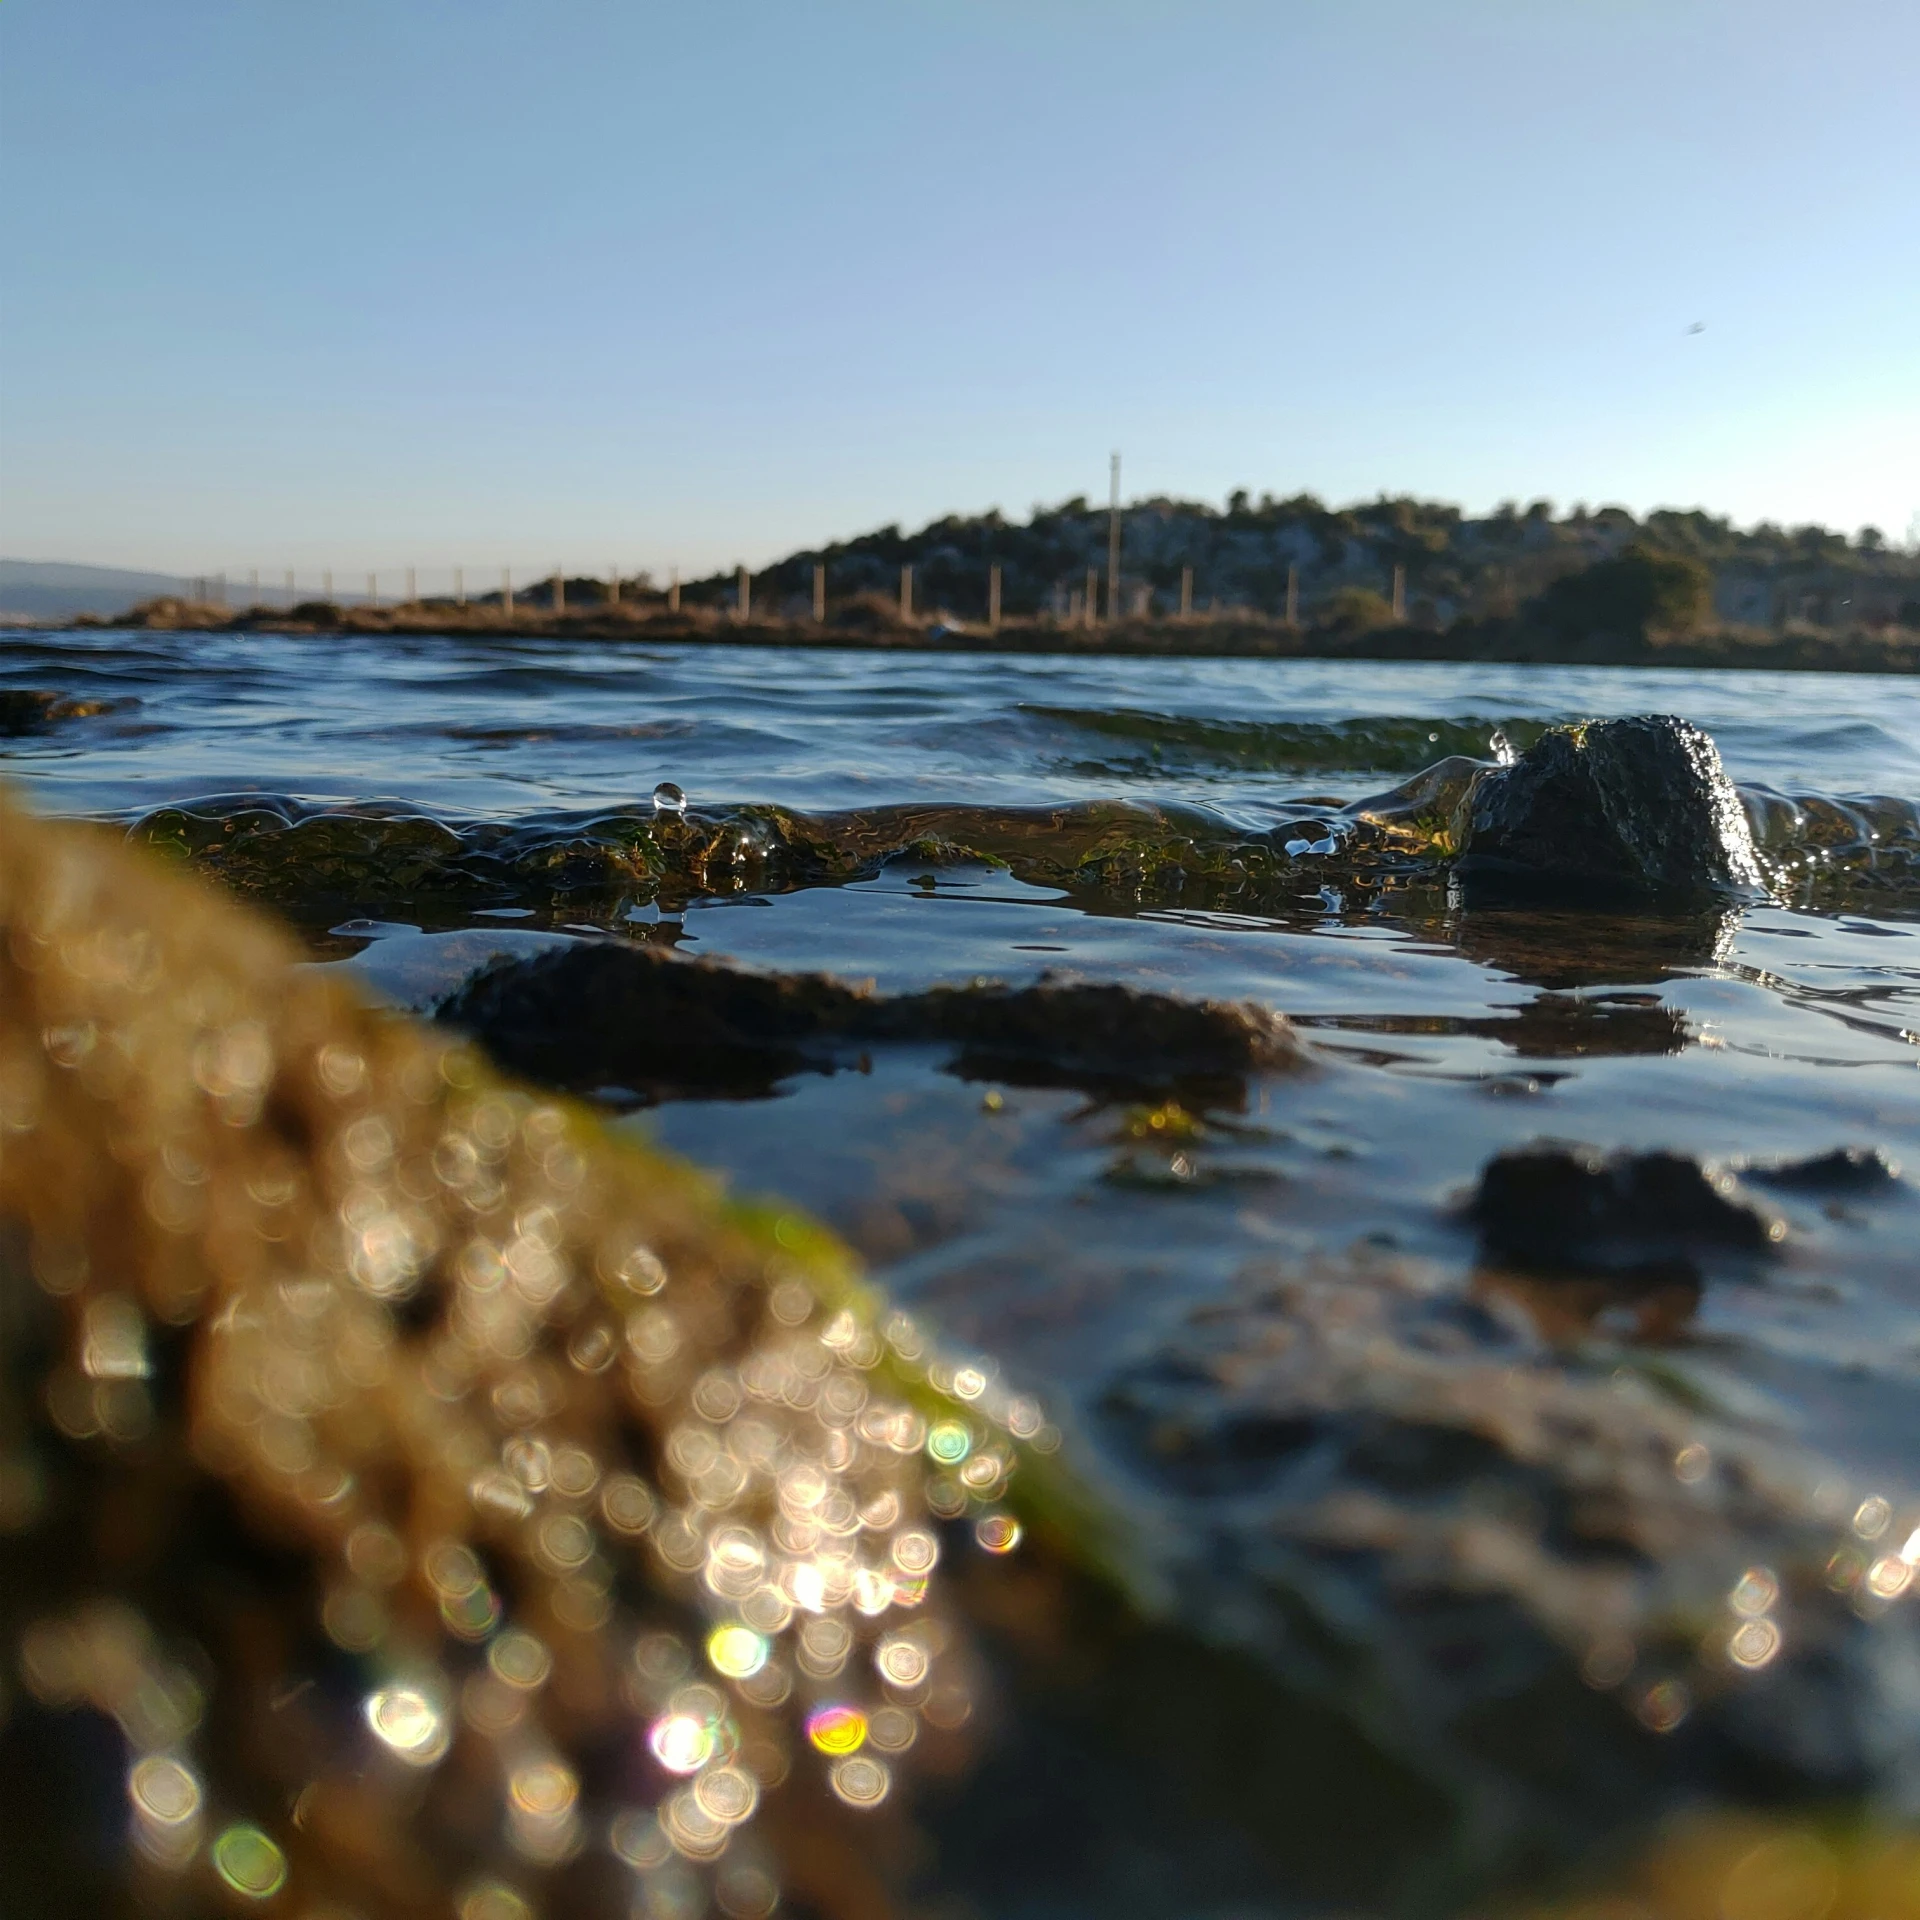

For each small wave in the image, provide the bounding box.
[125,791,1379,922]
[125,752,1920,930]
[1019,707,1549,776]
[1741,786,1920,909]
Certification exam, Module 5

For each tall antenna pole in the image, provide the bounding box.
[1107,451,1122,624]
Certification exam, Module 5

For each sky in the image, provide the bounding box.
[2,0,1916,581]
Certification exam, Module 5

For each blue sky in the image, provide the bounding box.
[2,0,1915,580]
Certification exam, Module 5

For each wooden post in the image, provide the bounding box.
[669,568,680,614]
[248,568,258,599]
[1285,564,1299,627]
[737,567,749,620]
[1085,565,1098,629]
[323,569,333,601]
[900,564,913,622]
[988,563,1002,632]
[404,567,415,604]
[813,563,826,622]
[1391,564,1406,622]
[284,570,294,603]
[503,567,514,615]
[366,572,377,608]
[609,568,620,607]
[1180,565,1193,620]
[553,569,566,615]
[455,567,465,605]
[1107,452,1121,625]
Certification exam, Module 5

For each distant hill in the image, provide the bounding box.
[12,493,1920,633]
[0,560,192,622]
[681,495,1920,632]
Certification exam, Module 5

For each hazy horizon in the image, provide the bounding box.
[4,0,1915,577]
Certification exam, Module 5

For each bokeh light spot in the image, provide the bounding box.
[128,1754,202,1828]
[1729,1618,1782,1669]
[975,1513,1021,1554]
[828,1755,891,1807]
[365,1686,450,1766]
[805,1704,867,1755]
[649,1712,715,1774]
[707,1625,769,1680]
[211,1825,287,1899]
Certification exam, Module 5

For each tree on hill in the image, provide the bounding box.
[1528,546,1713,640]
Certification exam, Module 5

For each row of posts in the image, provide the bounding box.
[186,557,1412,628]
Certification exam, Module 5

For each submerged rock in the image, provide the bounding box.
[1098,1243,1920,1881]
[1471,1142,1784,1277]
[1452,715,1766,904]
[0,689,115,735]
[438,940,1302,1099]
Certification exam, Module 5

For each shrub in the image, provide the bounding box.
[1320,586,1394,631]
[1529,546,1712,640]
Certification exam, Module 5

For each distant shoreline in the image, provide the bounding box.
[30,600,1920,675]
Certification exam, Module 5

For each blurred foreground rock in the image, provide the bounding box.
[0,788,1037,1919]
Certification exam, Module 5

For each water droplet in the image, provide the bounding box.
[1489,729,1516,765]
[652,782,687,817]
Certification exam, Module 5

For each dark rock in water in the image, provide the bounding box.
[1746,1145,1903,1193]
[0,689,115,735]
[438,940,1301,1099]
[1096,1249,1920,1877]
[1453,715,1765,904]
[1471,1142,1782,1276]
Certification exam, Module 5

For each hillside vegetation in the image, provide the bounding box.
[675,493,1920,634]
[97,494,1920,666]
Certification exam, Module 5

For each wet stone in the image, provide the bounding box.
[1453,715,1766,904]
[0,689,115,735]
[437,941,1302,1101]
[1470,1143,1782,1277]
[1091,1249,1920,1872]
